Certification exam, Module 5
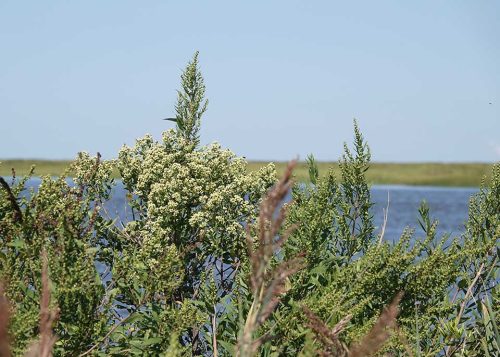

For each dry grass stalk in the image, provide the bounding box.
[348,292,403,357]
[455,262,484,325]
[302,305,351,357]
[212,305,218,357]
[377,192,389,245]
[304,293,403,357]
[237,160,304,357]
[26,251,58,357]
[0,285,11,357]
[444,262,485,357]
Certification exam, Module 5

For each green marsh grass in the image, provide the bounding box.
[0,160,494,186]
[247,161,493,187]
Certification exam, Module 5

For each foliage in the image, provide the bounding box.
[0,153,113,355]
[0,53,498,356]
[270,136,498,355]
[173,51,208,146]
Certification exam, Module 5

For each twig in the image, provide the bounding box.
[377,191,389,245]
[78,314,131,356]
[0,176,23,223]
[445,263,485,356]
[212,305,218,357]
[455,263,484,324]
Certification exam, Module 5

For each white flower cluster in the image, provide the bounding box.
[117,130,276,260]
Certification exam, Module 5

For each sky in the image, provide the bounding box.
[0,1,499,162]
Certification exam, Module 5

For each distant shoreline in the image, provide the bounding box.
[0,159,495,187]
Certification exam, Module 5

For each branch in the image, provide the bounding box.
[377,191,390,245]
[78,314,130,357]
[0,176,23,223]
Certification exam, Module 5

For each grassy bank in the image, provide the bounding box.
[0,159,494,187]
[250,161,495,187]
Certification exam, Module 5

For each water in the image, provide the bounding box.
[370,185,477,241]
[19,179,478,241]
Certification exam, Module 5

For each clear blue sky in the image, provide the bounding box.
[1,1,499,162]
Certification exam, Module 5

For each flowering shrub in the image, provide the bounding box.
[0,53,498,356]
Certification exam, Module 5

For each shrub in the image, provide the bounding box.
[0,53,498,356]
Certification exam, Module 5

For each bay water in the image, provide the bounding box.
[19,178,478,241]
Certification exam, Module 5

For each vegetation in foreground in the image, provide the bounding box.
[0,53,498,356]
[0,160,493,187]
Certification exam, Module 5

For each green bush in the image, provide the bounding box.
[0,53,498,356]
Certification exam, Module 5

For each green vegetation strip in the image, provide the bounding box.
[0,159,494,187]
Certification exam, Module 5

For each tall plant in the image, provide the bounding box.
[113,53,276,355]
[269,127,499,356]
[0,53,276,356]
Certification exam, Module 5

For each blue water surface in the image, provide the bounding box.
[18,178,478,241]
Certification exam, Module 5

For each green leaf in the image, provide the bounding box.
[143,337,163,346]
[218,340,235,355]
[7,238,25,249]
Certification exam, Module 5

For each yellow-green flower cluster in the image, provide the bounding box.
[71,151,115,200]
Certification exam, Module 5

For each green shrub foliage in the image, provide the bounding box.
[0,53,498,356]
